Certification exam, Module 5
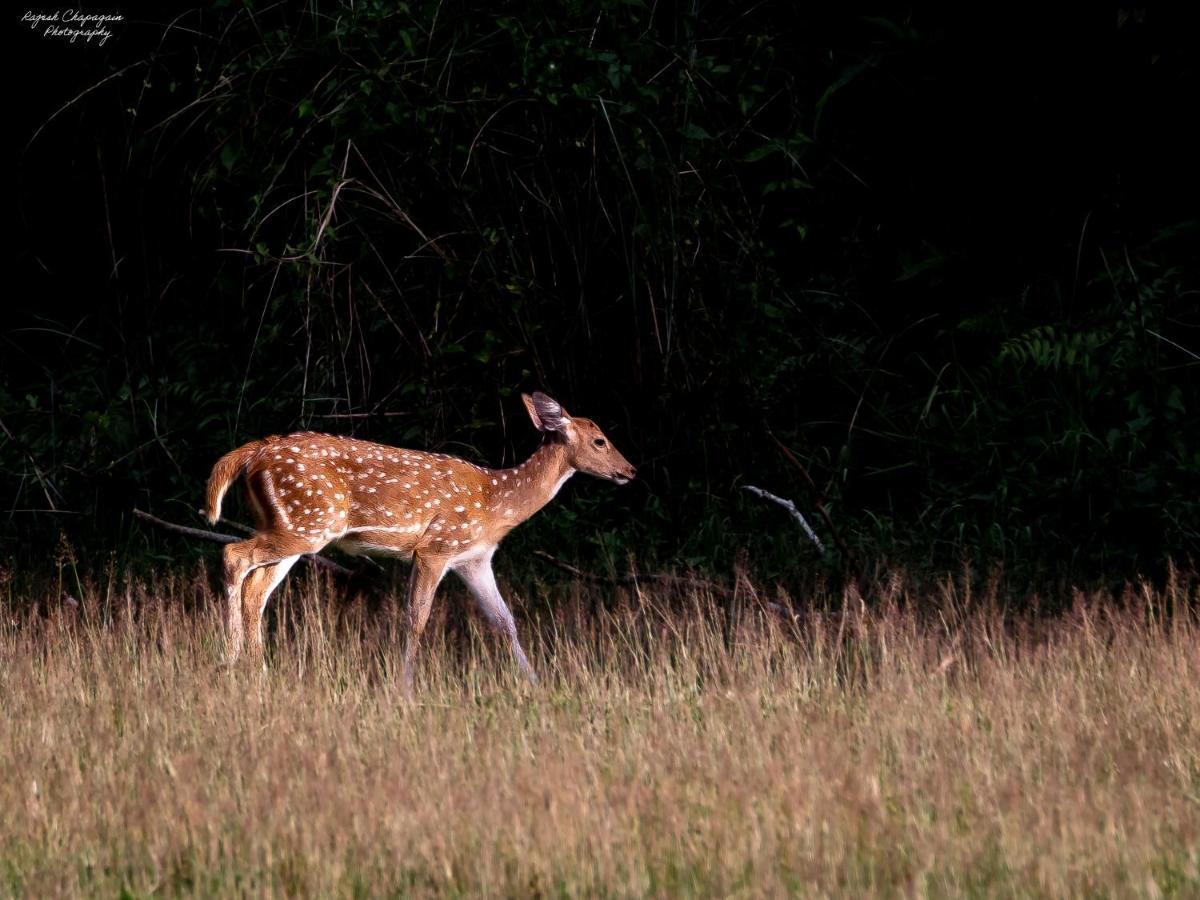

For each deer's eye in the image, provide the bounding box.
[593,437,607,448]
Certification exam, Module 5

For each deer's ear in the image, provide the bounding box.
[523,392,572,433]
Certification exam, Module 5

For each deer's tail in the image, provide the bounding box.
[205,441,265,524]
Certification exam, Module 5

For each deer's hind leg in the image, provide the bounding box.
[222,535,318,665]
[220,468,315,665]
[401,554,449,697]
[241,555,301,660]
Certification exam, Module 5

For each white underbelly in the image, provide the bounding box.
[334,537,414,562]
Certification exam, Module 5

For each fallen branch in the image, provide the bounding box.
[132,508,356,577]
[531,550,731,595]
[742,485,826,556]
[766,431,858,576]
[134,508,238,544]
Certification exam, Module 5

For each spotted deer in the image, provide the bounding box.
[204,392,635,691]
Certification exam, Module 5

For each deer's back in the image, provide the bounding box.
[243,432,496,558]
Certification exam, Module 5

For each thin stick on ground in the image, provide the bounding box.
[742,485,826,557]
[132,508,356,577]
[531,550,731,596]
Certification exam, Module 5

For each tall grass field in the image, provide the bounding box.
[2,566,1197,896]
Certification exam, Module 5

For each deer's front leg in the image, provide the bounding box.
[454,555,537,684]
[401,554,448,697]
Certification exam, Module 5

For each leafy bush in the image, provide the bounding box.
[6,4,1198,582]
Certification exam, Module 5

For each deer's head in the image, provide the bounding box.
[522,392,636,484]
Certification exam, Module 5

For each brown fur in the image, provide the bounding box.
[204,440,265,524]
[206,393,635,691]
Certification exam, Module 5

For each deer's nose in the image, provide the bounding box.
[626,465,637,480]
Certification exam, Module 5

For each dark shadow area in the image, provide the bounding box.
[7,4,1198,588]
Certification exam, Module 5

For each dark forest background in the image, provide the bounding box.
[6,3,1198,587]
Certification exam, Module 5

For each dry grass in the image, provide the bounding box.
[1,564,1198,898]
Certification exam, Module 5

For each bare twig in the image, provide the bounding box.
[460,98,527,180]
[132,509,356,577]
[0,417,63,511]
[531,550,730,595]
[532,550,594,580]
[135,508,239,544]
[742,485,826,556]
[25,61,148,152]
[766,431,858,575]
[1147,329,1200,363]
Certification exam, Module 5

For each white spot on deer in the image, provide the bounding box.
[454,505,465,513]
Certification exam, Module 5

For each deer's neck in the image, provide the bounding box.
[488,441,574,528]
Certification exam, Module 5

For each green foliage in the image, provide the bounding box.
[5,4,1198,581]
